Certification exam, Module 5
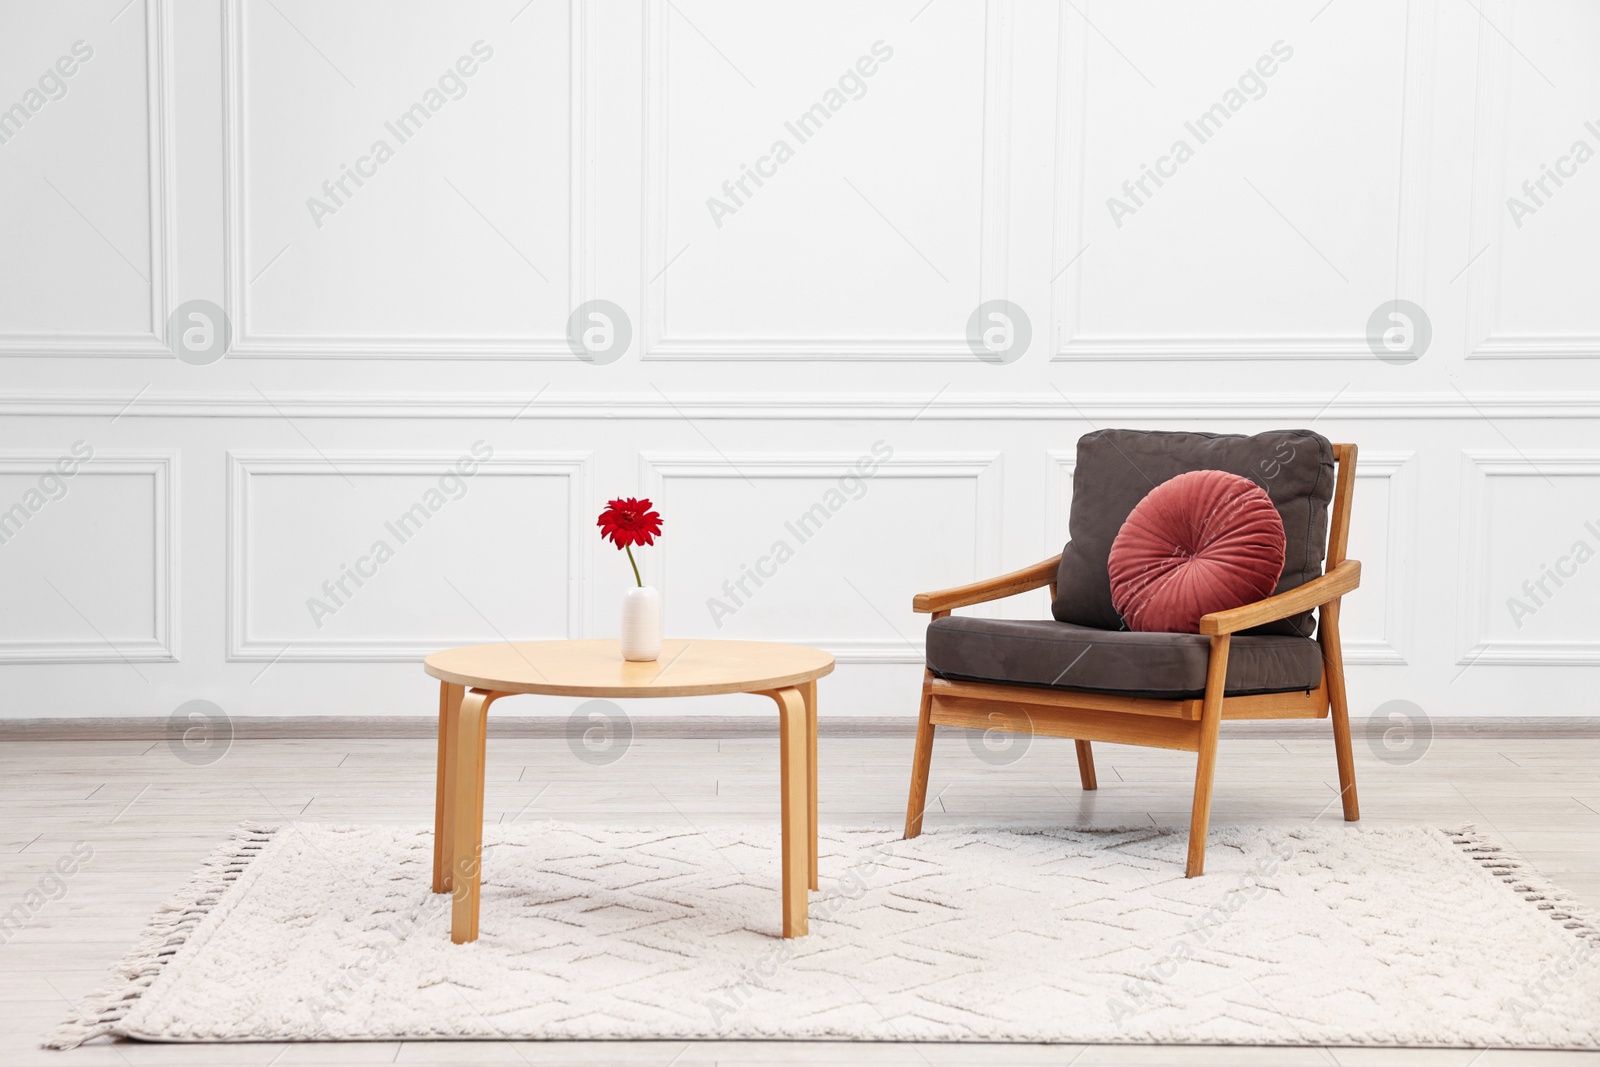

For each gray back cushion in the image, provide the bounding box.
[1052,429,1335,637]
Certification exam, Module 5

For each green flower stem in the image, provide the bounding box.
[624,544,642,587]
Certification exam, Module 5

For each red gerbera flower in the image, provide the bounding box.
[597,498,663,587]
[597,498,663,548]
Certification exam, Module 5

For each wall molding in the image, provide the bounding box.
[226,450,591,661]
[1458,450,1600,665]
[0,451,177,662]
[1473,334,1600,359]
[1461,0,1514,360]
[639,0,1014,361]
[0,0,174,357]
[219,0,588,359]
[1050,0,1434,361]
[1344,451,1417,665]
[6,389,1600,421]
[1043,448,1075,560]
[640,450,1004,662]
[1463,0,1600,359]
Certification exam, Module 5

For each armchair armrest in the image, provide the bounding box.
[1198,559,1361,636]
[913,554,1062,614]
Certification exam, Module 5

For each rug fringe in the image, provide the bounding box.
[43,823,278,1049]
[1443,825,1599,943]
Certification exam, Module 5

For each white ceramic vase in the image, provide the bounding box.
[620,585,662,661]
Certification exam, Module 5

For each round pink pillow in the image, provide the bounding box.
[1108,470,1286,634]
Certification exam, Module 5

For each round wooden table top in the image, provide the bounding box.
[423,639,835,699]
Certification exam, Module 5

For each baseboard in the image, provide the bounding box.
[2,716,1598,741]
[0,715,918,741]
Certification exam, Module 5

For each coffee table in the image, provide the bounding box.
[423,638,835,943]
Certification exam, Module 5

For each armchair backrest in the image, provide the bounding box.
[1052,429,1338,638]
[1327,442,1357,570]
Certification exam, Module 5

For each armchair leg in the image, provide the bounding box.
[1320,600,1360,822]
[1185,634,1230,878]
[904,671,937,839]
[1073,740,1097,791]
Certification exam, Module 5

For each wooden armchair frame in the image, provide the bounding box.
[904,444,1362,877]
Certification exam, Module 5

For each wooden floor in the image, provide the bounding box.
[3,724,1599,1066]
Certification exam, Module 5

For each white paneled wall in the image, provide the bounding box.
[0,0,1595,720]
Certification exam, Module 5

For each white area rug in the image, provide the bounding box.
[53,822,1600,1048]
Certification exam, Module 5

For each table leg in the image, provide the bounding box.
[764,686,810,938]
[450,688,500,944]
[802,679,818,891]
[432,682,464,893]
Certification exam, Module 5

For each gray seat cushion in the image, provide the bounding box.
[1053,429,1334,637]
[926,615,1323,700]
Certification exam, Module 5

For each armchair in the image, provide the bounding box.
[904,431,1361,877]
